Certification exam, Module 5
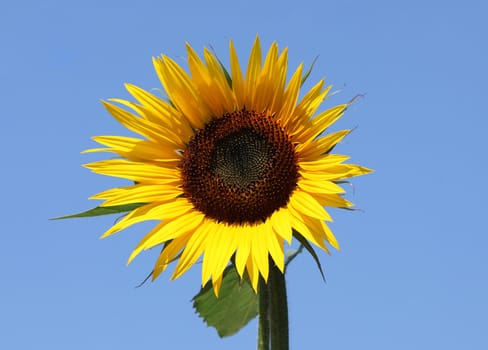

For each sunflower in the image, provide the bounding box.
[85,36,371,295]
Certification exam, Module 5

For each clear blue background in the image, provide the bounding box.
[2,0,487,349]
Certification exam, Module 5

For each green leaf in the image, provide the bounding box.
[292,229,326,281]
[51,203,145,220]
[193,265,258,338]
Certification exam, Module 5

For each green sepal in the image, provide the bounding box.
[292,229,326,281]
[301,56,319,86]
[284,245,304,271]
[51,203,145,220]
[193,265,258,338]
[216,56,233,88]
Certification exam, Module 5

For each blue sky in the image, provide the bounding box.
[2,0,487,349]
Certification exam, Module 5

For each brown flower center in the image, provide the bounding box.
[180,110,299,225]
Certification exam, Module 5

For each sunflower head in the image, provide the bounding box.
[85,36,372,295]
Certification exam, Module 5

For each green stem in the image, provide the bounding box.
[258,277,270,350]
[269,262,289,350]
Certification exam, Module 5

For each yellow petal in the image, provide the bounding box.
[316,129,350,152]
[296,80,329,118]
[297,178,345,195]
[110,97,189,148]
[201,222,237,284]
[153,56,208,129]
[244,36,262,107]
[298,215,331,254]
[127,212,202,265]
[302,104,347,141]
[186,44,232,117]
[253,42,279,112]
[203,48,236,111]
[298,129,350,159]
[125,84,193,141]
[234,225,252,278]
[101,199,193,238]
[298,153,350,167]
[172,220,210,279]
[313,193,354,208]
[91,184,181,207]
[251,224,270,281]
[100,203,160,238]
[229,40,245,107]
[153,232,193,280]
[85,159,181,184]
[289,190,332,221]
[85,135,180,162]
[102,101,182,147]
[143,211,205,250]
[288,205,328,252]
[278,63,303,127]
[321,220,340,250]
[265,225,284,273]
[301,163,372,181]
[270,208,293,243]
[212,272,224,297]
[246,255,259,292]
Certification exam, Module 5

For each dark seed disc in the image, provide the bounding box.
[180,110,299,225]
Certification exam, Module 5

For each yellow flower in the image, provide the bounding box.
[85,36,371,295]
